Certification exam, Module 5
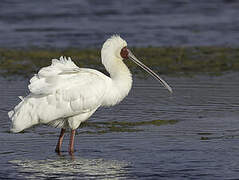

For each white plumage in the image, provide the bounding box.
[9,35,172,154]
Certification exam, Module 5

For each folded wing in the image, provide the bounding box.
[28,56,109,117]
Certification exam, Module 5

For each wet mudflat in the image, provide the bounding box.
[0,73,239,179]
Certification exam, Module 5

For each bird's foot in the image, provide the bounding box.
[55,145,60,152]
[55,148,60,153]
[69,148,75,156]
[55,150,62,156]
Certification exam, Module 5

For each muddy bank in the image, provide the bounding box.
[0,47,239,77]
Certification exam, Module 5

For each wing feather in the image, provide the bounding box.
[28,57,110,121]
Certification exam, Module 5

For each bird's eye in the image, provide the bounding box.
[120,47,129,59]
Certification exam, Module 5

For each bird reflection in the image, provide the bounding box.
[10,156,130,179]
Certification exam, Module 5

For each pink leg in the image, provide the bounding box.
[55,128,65,153]
[69,129,76,155]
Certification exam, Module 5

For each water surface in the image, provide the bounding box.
[0,0,239,48]
[0,73,239,179]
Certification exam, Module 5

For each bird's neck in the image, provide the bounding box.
[103,58,132,106]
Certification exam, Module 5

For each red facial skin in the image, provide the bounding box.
[120,47,129,59]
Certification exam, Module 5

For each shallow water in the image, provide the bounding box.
[0,73,239,179]
[1,0,239,48]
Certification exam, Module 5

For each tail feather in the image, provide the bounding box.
[9,95,39,133]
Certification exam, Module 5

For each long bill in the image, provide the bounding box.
[128,50,173,93]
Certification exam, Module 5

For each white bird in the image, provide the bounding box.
[9,35,172,155]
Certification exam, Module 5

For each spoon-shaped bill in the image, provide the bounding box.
[128,50,173,93]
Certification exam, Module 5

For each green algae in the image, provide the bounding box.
[78,119,178,134]
[200,135,239,141]
[0,47,239,77]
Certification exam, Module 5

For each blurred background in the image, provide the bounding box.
[1,0,239,48]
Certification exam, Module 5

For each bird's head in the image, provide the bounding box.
[101,35,128,61]
[101,35,172,93]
